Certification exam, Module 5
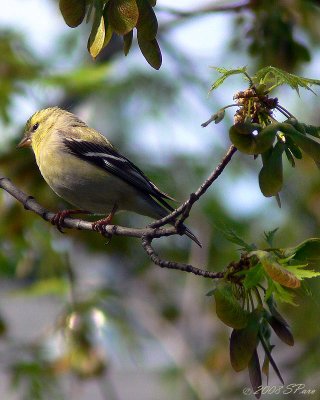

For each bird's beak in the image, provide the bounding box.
[17,134,31,148]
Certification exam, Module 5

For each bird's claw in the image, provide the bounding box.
[92,205,117,239]
[50,209,90,233]
[92,216,113,237]
[50,210,70,233]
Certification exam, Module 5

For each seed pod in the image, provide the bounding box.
[285,135,303,159]
[257,251,300,288]
[284,118,307,135]
[59,0,86,28]
[108,0,139,35]
[229,123,276,155]
[230,312,260,372]
[283,125,320,168]
[123,30,133,55]
[214,285,249,329]
[102,7,113,50]
[88,7,106,59]
[136,0,158,40]
[248,349,262,399]
[259,142,284,197]
[138,37,162,69]
[267,315,294,346]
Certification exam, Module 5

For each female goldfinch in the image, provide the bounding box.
[18,107,201,246]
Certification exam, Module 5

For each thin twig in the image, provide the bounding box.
[0,176,176,238]
[0,145,237,281]
[158,1,250,18]
[149,145,237,228]
[141,236,224,280]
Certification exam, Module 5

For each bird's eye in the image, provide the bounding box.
[32,122,39,132]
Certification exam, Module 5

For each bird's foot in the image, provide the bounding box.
[92,205,117,237]
[51,209,90,233]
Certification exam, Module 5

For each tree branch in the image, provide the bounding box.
[0,176,175,238]
[158,1,250,32]
[0,145,237,280]
[158,1,250,18]
[141,236,224,280]
[149,145,237,229]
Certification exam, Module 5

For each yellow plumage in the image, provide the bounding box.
[18,107,201,246]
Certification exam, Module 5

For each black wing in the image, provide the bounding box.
[63,138,175,211]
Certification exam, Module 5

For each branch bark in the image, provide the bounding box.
[149,145,237,228]
[0,145,237,280]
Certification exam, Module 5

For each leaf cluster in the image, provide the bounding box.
[207,229,320,396]
[59,0,161,69]
[207,66,320,199]
[212,285,290,398]
[210,65,320,95]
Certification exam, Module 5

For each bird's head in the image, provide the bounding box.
[18,107,86,153]
[18,107,63,149]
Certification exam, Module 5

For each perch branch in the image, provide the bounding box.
[0,145,237,280]
[149,145,237,229]
[141,236,224,279]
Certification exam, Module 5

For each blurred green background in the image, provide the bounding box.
[0,1,319,399]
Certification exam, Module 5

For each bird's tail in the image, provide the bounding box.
[145,197,202,247]
[184,226,202,247]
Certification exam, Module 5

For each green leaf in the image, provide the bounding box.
[253,66,320,94]
[215,224,255,251]
[264,228,279,247]
[283,238,320,268]
[243,264,265,290]
[214,285,250,329]
[108,0,139,35]
[286,263,320,280]
[230,311,261,372]
[59,0,86,28]
[265,278,296,305]
[209,66,249,92]
[138,37,162,69]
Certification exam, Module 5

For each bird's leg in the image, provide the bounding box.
[51,209,90,233]
[92,204,118,236]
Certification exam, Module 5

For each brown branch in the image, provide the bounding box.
[149,145,237,229]
[141,236,224,280]
[0,176,175,238]
[0,145,236,280]
[158,1,250,18]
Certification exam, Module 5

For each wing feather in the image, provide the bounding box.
[63,138,175,211]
